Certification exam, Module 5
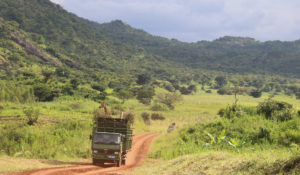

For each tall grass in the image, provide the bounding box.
[0,119,92,159]
[0,81,35,103]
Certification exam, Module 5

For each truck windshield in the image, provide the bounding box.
[94,133,121,145]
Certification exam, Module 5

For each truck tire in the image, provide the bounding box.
[116,159,121,167]
[92,158,97,165]
[122,159,126,165]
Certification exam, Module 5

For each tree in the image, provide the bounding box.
[137,89,155,105]
[215,76,227,88]
[33,84,53,101]
[296,92,300,100]
[42,69,54,82]
[250,89,262,98]
[62,85,74,95]
[188,84,197,93]
[156,92,182,110]
[136,74,151,85]
[70,79,80,90]
[117,90,133,103]
[55,67,69,77]
[179,86,192,95]
[23,107,40,125]
[91,83,106,92]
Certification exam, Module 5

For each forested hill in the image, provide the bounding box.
[92,20,300,77]
[0,0,299,80]
[0,0,185,81]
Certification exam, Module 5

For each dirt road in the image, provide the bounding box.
[4,133,159,175]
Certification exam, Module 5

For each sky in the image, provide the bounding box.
[50,0,300,42]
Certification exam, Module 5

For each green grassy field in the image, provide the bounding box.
[0,89,299,174]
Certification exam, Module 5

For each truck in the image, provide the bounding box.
[91,117,133,167]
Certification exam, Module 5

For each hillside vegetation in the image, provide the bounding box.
[94,20,300,77]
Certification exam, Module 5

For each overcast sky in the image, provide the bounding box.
[50,0,300,42]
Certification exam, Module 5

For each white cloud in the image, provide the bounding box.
[50,0,65,4]
[50,0,300,42]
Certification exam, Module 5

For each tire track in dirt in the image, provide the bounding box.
[3,133,159,175]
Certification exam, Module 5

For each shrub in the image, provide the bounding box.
[215,76,227,88]
[217,87,232,95]
[205,90,212,93]
[179,86,192,95]
[70,79,80,90]
[188,84,197,93]
[92,92,107,102]
[91,84,106,92]
[136,74,151,85]
[151,103,169,111]
[257,99,294,121]
[62,85,74,96]
[33,84,53,101]
[141,112,150,125]
[23,107,39,125]
[218,105,257,119]
[250,89,262,98]
[151,113,165,120]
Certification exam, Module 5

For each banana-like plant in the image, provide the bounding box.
[205,130,247,149]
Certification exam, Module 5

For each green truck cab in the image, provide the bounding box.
[91,117,132,167]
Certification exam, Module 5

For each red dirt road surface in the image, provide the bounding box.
[3,133,159,175]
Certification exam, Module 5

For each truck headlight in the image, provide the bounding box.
[93,150,98,154]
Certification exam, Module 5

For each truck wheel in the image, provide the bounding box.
[116,160,121,167]
[92,158,97,165]
[122,159,126,165]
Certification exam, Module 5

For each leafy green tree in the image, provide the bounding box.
[188,84,197,93]
[156,92,182,110]
[55,67,69,77]
[137,89,155,105]
[179,86,192,95]
[215,76,227,88]
[91,83,106,92]
[117,90,133,103]
[136,74,151,85]
[250,89,262,98]
[33,84,53,101]
[42,69,54,82]
[70,78,80,90]
[62,85,74,95]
